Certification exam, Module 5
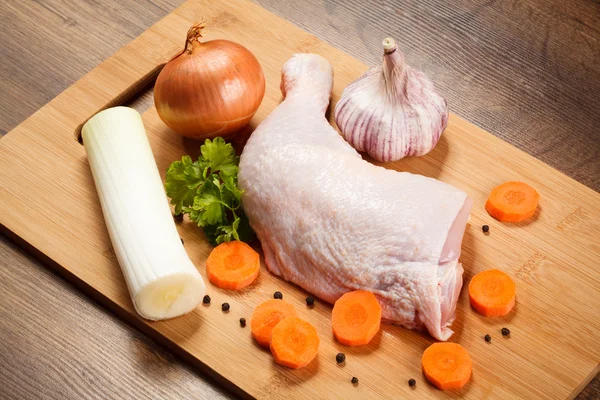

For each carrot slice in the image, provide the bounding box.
[332,290,381,346]
[469,269,516,317]
[485,181,539,222]
[422,342,472,390]
[270,316,320,369]
[251,299,298,348]
[206,241,260,290]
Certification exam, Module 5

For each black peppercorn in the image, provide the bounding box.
[222,302,230,312]
[336,353,346,363]
[501,327,510,336]
[174,213,184,222]
[273,291,283,299]
[482,224,490,233]
[484,334,491,342]
[351,377,358,385]
[306,296,315,306]
[408,378,416,387]
[239,317,246,327]
[202,295,211,304]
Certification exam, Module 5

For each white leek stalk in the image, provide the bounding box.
[82,106,205,320]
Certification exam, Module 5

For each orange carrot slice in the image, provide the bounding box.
[270,316,320,369]
[469,269,516,317]
[206,241,260,290]
[251,299,298,348]
[422,342,472,390]
[485,181,539,222]
[332,290,381,346]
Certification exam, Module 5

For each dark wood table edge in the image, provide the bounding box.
[0,225,253,400]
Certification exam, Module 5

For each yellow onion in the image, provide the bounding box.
[154,23,265,139]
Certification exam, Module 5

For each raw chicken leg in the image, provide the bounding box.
[238,54,472,341]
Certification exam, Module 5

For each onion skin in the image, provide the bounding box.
[154,25,265,139]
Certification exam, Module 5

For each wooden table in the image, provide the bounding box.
[1,0,598,398]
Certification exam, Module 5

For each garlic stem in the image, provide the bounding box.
[383,41,408,101]
[382,37,396,53]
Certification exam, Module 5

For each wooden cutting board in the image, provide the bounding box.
[0,0,598,398]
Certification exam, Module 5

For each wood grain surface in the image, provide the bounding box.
[1,0,598,399]
[0,234,231,400]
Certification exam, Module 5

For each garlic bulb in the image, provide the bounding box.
[334,37,448,162]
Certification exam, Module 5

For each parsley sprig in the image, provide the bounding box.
[165,137,254,245]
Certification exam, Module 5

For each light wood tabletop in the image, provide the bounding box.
[1,0,598,399]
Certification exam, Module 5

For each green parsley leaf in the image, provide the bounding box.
[164,138,254,246]
[165,155,203,214]
[221,175,243,210]
[200,137,238,178]
[215,216,241,244]
[191,179,225,226]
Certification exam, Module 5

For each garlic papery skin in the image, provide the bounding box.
[334,38,448,162]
